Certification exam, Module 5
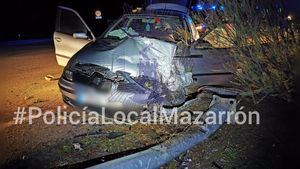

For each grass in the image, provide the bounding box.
[223,147,238,161]
[62,145,73,154]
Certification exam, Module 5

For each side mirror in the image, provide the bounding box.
[73,32,88,39]
[194,39,213,50]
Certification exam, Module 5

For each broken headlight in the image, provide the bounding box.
[63,70,73,81]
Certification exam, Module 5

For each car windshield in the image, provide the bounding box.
[101,15,184,43]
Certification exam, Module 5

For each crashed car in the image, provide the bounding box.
[54,3,238,110]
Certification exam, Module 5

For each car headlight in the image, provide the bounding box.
[63,70,73,81]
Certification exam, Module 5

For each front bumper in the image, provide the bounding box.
[58,76,149,110]
[58,77,77,105]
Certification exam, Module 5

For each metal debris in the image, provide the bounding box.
[73,143,83,151]
[44,74,59,81]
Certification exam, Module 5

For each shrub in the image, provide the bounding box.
[192,0,299,103]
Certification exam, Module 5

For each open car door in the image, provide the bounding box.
[54,6,95,66]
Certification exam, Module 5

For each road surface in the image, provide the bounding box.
[0,41,76,166]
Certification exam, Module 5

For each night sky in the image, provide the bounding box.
[1,0,145,40]
[1,0,299,41]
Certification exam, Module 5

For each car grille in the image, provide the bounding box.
[73,72,112,92]
[73,72,90,84]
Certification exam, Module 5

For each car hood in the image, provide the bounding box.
[71,37,191,86]
[68,36,194,106]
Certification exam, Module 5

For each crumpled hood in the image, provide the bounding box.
[66,36,196,107]
[69,36,193,107]
[72,37,191,86]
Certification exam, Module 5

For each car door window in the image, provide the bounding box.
[55,7,93,39]
[54,6,95,66]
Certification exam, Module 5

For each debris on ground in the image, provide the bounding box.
[44,75,59,82]
[106,132,126,139]
[212,161,223,169]
[176,151,192,169]
[32,98,45,104]
[24,96,33,100]
[72,143,83,151]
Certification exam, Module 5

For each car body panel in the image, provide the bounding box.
[54,32,92,66]
[72,37,177,79]
[54,6,95,66]
[147,0,192,8]
[146,3,189,13]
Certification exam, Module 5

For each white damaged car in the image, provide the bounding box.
[54,3,238,110]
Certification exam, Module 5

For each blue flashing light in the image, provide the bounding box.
[196,4,203,10]
[191,4,204,11]
[220,5,225,11]
[192,4,224,11]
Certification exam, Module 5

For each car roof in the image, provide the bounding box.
[146,3,189,14]
[124,10,187,18]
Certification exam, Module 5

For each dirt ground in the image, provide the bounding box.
[0,43,70,166]
[164,98,297,169]
[0,42,297,169]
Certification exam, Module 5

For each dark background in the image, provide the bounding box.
[1,0,146,40]
[1,0,299,41]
